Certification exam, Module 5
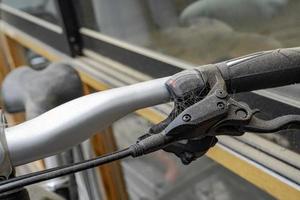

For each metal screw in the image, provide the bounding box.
[236,109,248,119]
[215,89,227,99]
[217,102,225,110]
[182,114,191,122]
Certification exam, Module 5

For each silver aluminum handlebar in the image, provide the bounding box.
[5,77,170,166]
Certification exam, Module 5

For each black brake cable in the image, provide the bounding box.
[0,133,166,194]
[0,148,132,194]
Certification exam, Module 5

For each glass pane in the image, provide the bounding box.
[2,0,60,25]
[113,114,275,200]
[76,0,300,64]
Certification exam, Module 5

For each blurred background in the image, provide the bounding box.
[0,0,299,200]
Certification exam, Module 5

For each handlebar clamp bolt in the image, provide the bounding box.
[182,114,192,122]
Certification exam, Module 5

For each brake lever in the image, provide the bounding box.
[241,115,300,133]
[207,102,300,136]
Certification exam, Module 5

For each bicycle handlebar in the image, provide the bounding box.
[5,78,170,166]
[5,47,300,166]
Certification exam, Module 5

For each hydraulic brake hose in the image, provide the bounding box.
[0,133,166,194]
[0,148,132,194]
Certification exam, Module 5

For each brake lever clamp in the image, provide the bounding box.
[158,71,252,164]
[140,66,231,164]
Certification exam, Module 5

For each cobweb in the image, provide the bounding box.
[150,84,210,134]
[172,84,211,117]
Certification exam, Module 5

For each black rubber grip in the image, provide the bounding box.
[217,48,300,93]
